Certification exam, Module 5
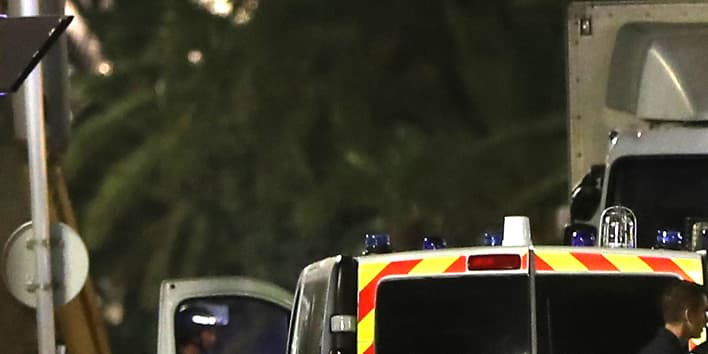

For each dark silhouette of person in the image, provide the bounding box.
[639,280,708,354]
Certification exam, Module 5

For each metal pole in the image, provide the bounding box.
[8,1,56,354]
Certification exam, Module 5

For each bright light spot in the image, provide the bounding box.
[234,0,259,24]
[234,8,252,25]
[212,0,233,16]
[193,0,259,24]
[104,302,124,325]
[187,50,204,65]
[193,0,232,17]
[96,61,113,76]
[192,314,217,325]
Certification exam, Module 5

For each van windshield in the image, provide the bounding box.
[375,273,675,354]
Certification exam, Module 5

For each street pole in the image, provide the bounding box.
[8,1,56,354]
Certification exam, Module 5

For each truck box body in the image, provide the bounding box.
[567,1,708,185]
[567,2,708,250]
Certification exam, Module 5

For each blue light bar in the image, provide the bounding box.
[655,229,685,250]
[422,236,447,250]
[483,232,503,246]
[363,233,392,255]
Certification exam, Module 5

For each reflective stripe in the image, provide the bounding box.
[603,254,654,273]
[356,310,375,354]
[536,251,588,272]
[357,259,421,354]
[534,251,702,283]
[358,260,421,321]
[408,256,463,275]
[362,344,375,354]
[672,258,703,284]
[639,256,692,281]
[358,262,388,292]
[571,252,618,271]
[356,255,469,354]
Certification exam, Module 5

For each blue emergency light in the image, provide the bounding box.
[570,229,596,247]
[422,236,447,250]
[655,229,684,250]
[363,233,392,255]
[483,232,503,246]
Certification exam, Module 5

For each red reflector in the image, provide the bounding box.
[467,254,521,270]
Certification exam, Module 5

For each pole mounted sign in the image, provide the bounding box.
[0,15,73,94]
[3,222,89,307]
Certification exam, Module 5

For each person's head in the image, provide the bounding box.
[661,279,708,339]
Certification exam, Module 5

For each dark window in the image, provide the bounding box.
[175,296,289,354]
[536,274,675,354]
[375,275,531,354]
[374,273,676,354]
[606,155,708,248]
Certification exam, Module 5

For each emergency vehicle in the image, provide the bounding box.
[156,1,708,354]
[157,236,707,354]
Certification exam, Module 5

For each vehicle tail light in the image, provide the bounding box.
[467,254,521,271]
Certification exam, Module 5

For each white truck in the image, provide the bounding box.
[156,2,708,354]
[565,1,708,250]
